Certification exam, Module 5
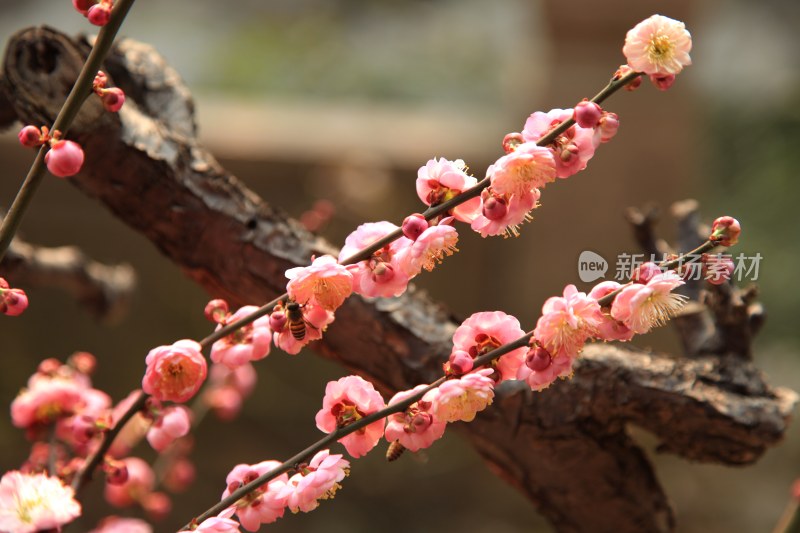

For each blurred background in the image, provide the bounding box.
[1,0,799,531]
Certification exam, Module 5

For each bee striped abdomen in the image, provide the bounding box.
[290,321,306,340]
[286,300,307,341]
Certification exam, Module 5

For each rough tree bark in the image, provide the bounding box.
[2,27,796,532]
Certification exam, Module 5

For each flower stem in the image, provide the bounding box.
[0,0,137,262]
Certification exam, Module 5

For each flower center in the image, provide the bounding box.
[648,34,673,62]
[331,400,366,430]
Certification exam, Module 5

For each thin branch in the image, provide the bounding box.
[0,0,137,261]
[0,233,135,322]
[71,390,148,492]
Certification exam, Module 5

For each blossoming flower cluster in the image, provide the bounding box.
[1,14,712,533]
[3,353,206,529]
[213,450,349,531]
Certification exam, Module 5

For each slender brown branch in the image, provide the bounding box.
[71,390,148,492]
[0,0,137,262]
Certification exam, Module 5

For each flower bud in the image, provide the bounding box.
[0,286,29,316]
[502,132,524,154]
[68,351,97,375]
[598,112,620,143]
[103,459,129,485]
[72,0,96,15]
[702,254,735,285]
[371,262,395,283]
[72,414,99,444]
[631,262,662,283]
[402,214,428,241]
[615,65,642,91]
[143,492,171,522]
[18,125,43,148]
[649,74,676,91]
[37,358,62,375]
[100,87,125,112]
[93,70,108,90]
[410,411,433,432]
[559,142,579,163]
[573,100,603,128]
[710,216,741,247]
[269,310,287,332]
[45,140,84,178]
[204,299,229,323]
[482,196,508,221]
[445,349,474,375]
[87,2,112,26]
[525,346,552,372]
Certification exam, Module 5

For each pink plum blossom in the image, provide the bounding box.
[11,374,86,430]
[0,471,81,532]
[534,285,602,359]
[286,255,353,311]
[222,461,288,530]
[339,222,413,298]
[451,311,528,382]
[416,157,482,223]
[384,385,446,452]
[517,345,575,391]
[424,368,495,423]
[315,375,386,458]
[211,306,272,369]
[272,301,334,355]
[397,221,459,277]
[490,142,556,197]
[522,108,598,179]
[588,281,634,342]
[90,517,153,533]
[104,457,155,508]
[611,271,687,334]
[278,450,350,513]
[146,405,192,452]
[470,185,540,238]
[623,15,692,76]
[45,139,84,178]
[142,340,207,403]
[204,362,258,421]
